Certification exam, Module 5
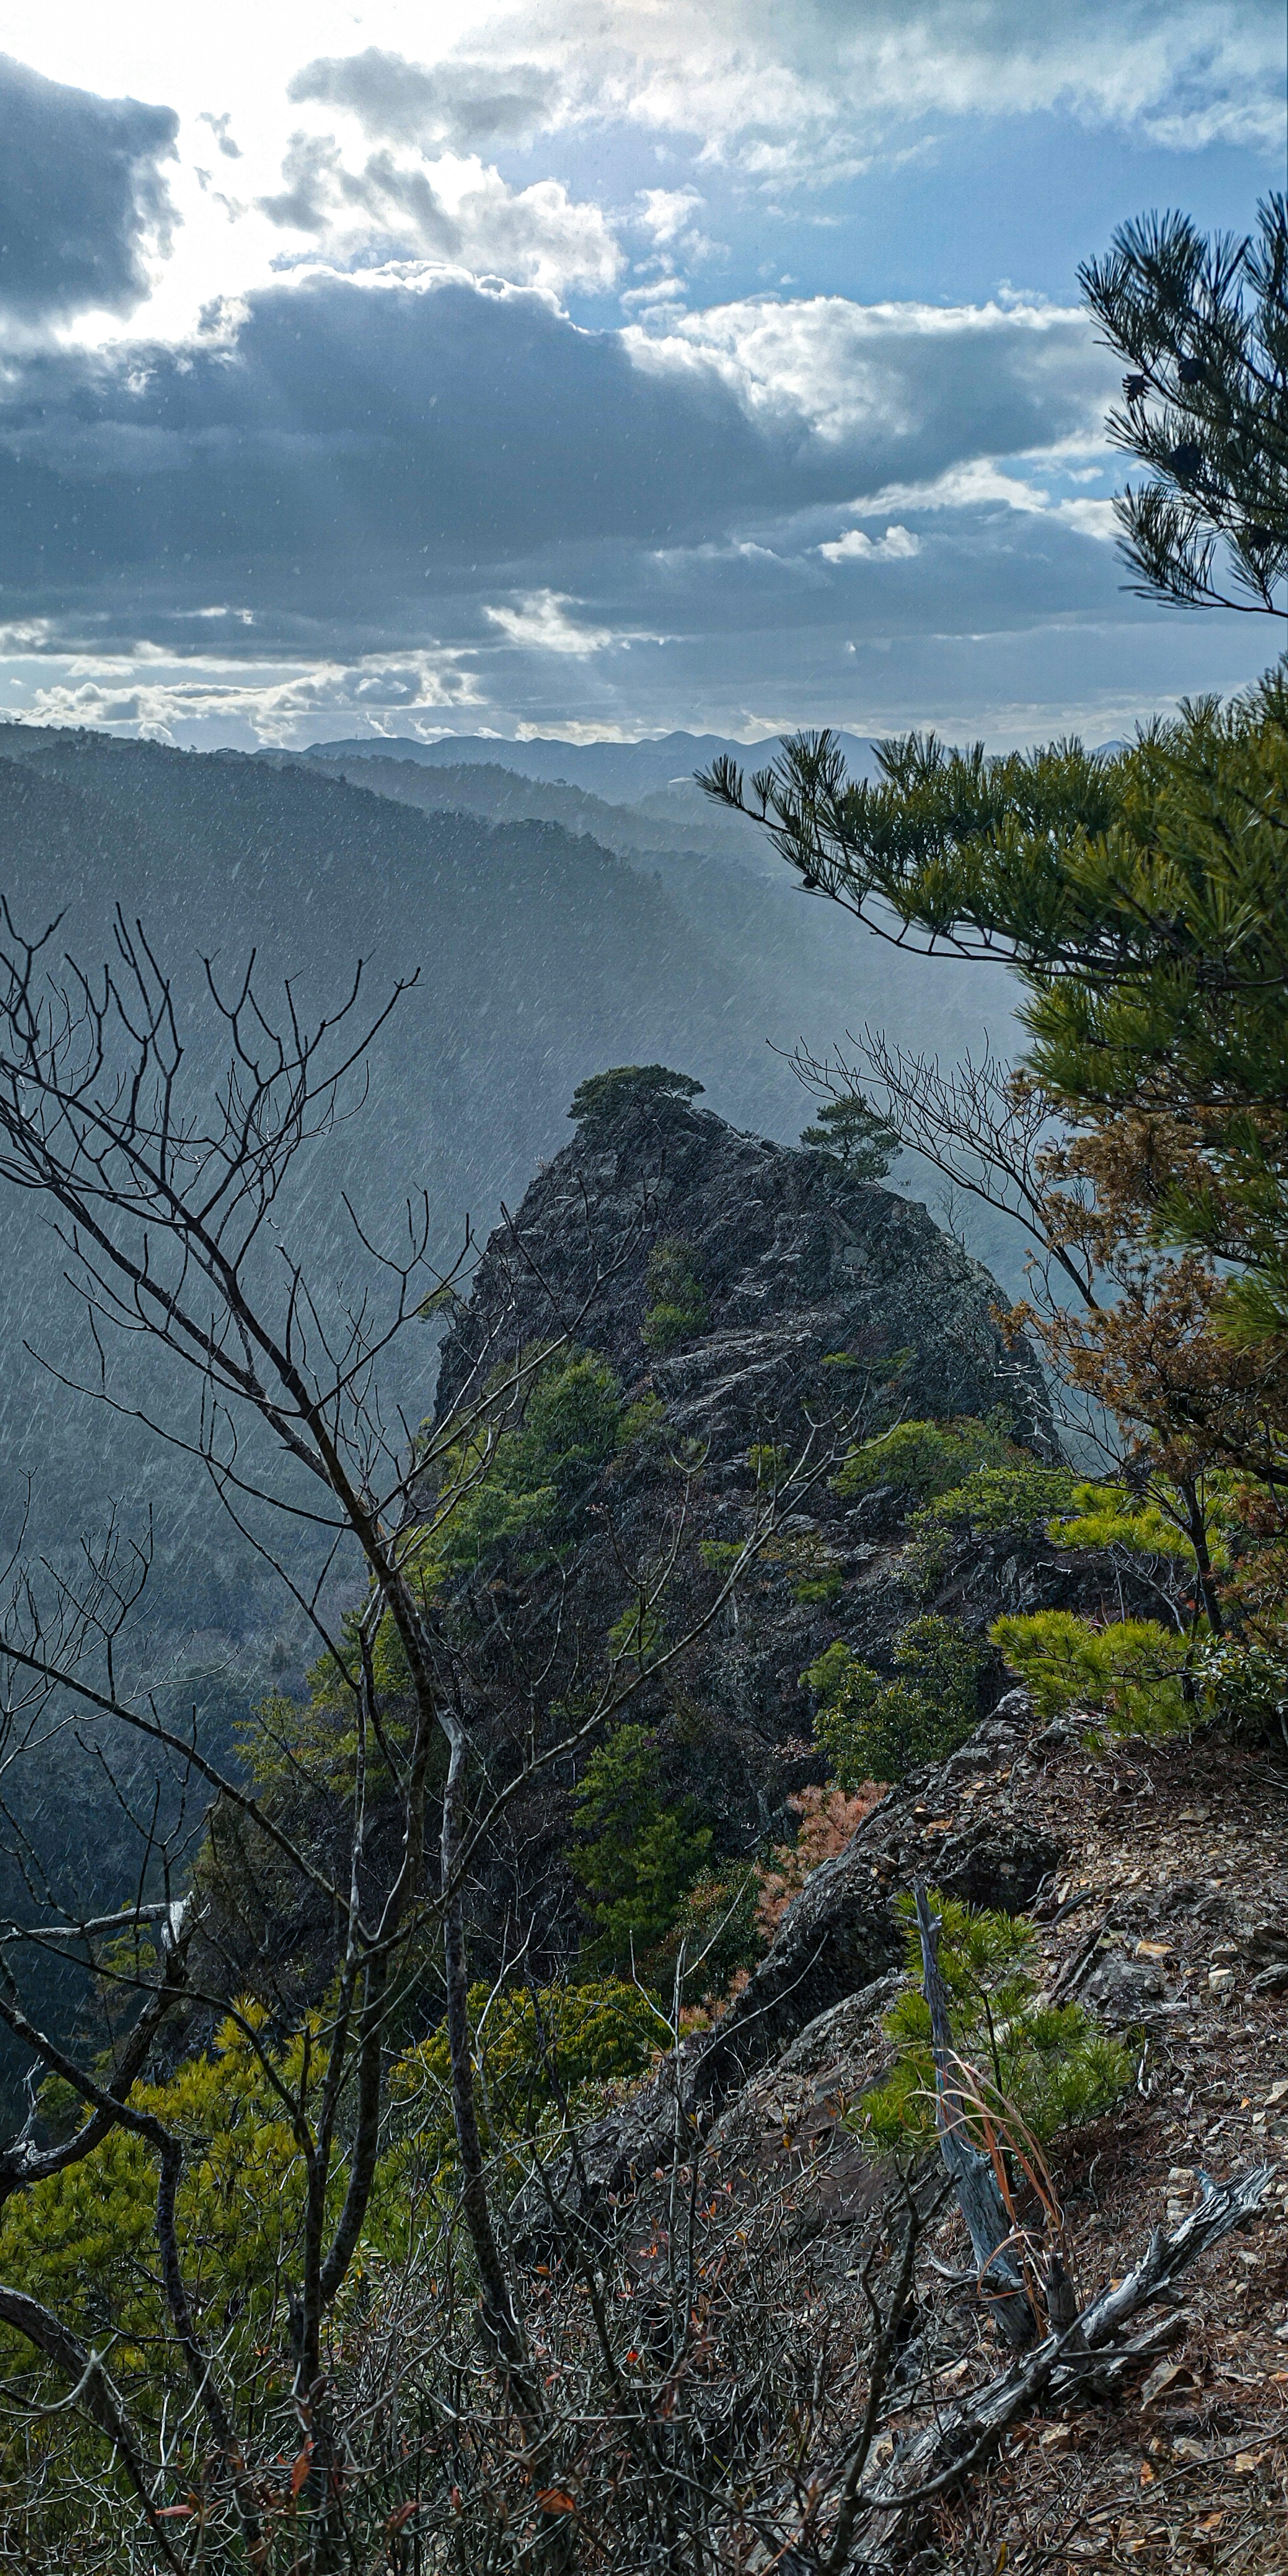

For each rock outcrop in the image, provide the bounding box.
[435,1078,1057,1470]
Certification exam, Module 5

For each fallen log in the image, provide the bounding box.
[822,2160,1273,2571]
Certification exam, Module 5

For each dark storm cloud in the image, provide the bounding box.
[0,271,1112,652]
[0,54,178,323]
[288,48,558,152]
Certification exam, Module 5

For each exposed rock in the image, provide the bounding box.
[435,1081,1058,1469]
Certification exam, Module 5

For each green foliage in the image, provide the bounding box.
[421,1345,626,1582]
[706,676,1288,1354]
[572,1724,712,1976]
[569,1064,704,1125]
[1078,198,1288,621]
[1195,1635,1288,1742]
[906,1461,1079,1583]
[805,1615,985,1786]
[642,1236,710,1354]
[748,1440,788,1488]
[0,1978,663,2462]
[394,1976,663,2178]
[834,1409,1022,1504]
[800,1090,900,1177]
[1047,1475,1235,1572]
[859,1891,1133,2156]
[1048,1479,1193,1557]
[0,2008,347,2413]
[992,1608,1197,1737]
[606,1596,665,1670]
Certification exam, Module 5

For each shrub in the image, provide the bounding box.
[755,1784,883,1940]
[394,1976,663,2180]
[419,1345,626,1582]
[642,1236,710,1353]
[857,1891,1134,2157]
[572,1724,712,1977]
[569,1065,704,1125]
[904,1461,1079,1584]
[805,1614,985,1785]
[834,1408,1023,1505]
[991,1607,1197,1737]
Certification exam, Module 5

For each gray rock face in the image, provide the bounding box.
[435,1086,1058,1465]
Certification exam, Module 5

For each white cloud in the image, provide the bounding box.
[625,292,1107,446]
[835,459,1121,540]
[482,590,629,655]
[634,186,704,248]
[260,139,622,295]
[818,522,919,562]
[453,0,1284,182]
[19,647,481,745]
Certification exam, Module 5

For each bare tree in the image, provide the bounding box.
[789,1030,1097,1312]
[0,902,835,2567]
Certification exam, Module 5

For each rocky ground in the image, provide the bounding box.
[635,1698,1288,2571]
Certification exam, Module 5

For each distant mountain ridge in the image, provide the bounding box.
[303,728,881,804]
[287,750,770,866]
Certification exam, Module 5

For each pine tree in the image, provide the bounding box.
[1079,196,1288,621]
[799,1090,900,1176]
[572,1724,711,1975]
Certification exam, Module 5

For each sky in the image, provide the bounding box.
[0,1,1284,751]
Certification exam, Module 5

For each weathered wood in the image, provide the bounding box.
[839,2160,1274,2569]
[914,1879,1033,2348]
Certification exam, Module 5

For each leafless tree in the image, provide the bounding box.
[0,901,843,2567]
[789,1030,1097,1312]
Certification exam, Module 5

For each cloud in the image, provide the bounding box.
[828,459,1120,540]
[818,523,920,562]
[482,591,629,654]
[626,292,1114,452]
[446,0,1284,185]
[258,136,622,295]
[289,48,559,152]
[0,273,1119,644]
[22,648,480,746]
[0,262,1238,749]
[0,53,178,323]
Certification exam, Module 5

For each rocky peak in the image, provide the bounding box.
[435,1071,1057,1470]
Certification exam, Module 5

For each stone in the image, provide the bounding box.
[434,1083,1059,1467]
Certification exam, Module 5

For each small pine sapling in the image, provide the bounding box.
[856,1891,1134,2157]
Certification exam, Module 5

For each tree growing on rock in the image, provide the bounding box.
[568,1063,704,1127]
[799,1088,901,1176]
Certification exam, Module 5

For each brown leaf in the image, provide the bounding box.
[385,2500,423,2534]
[537,2488,577,2515]
[290,2441,313,2499]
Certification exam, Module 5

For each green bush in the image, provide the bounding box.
[857,1891,1134,2157]
[642,1236,710,1354]
[834,1408,1022,1504]
[572,1724,712,1977]
[568,1065,703,1126]
[805,1614,985,1785]
[906,1461,1079,1581]
[396,1976,664,2175]
[991,1608,1197,1737]
[420,1345,627,1582]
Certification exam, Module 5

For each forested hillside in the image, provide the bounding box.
[0,725,1012,1652]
